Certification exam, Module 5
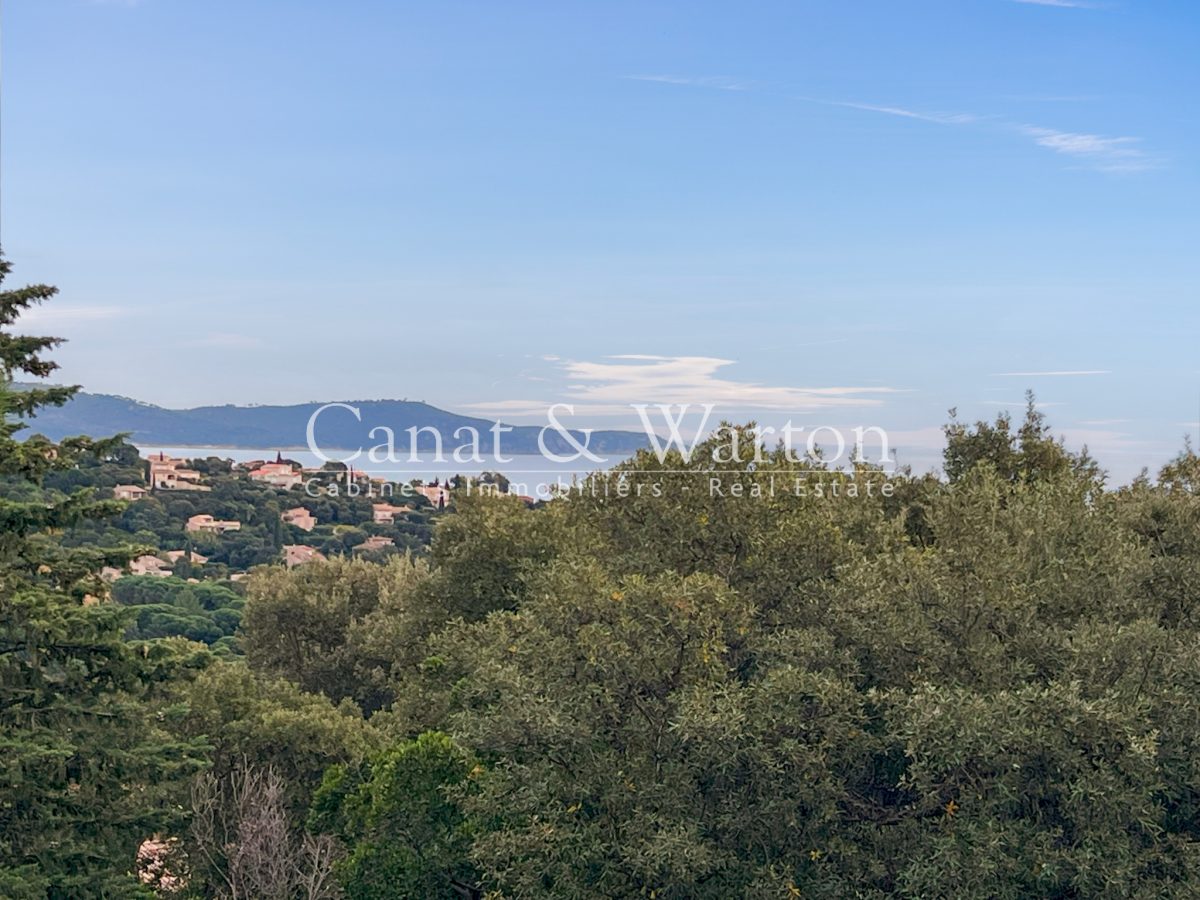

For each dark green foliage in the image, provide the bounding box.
[310,732,479,898]
[943,391,1100,485]
[177,660,379,816]
[0,258,206,897]
[295,413,1200,899]
[113,575,243,650]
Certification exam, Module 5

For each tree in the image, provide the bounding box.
[310,732,480,899]
[177,661,379,815]
[189,763,342,900]
[0,258,205,897]
[240,555,430,712]
[943,391,1099,485]
[385,417,1200,897]
[174,660,380,896]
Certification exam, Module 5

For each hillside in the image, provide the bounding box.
[17,388,650,456]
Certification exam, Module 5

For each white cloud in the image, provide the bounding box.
[468,354,899,418]
[992,369,1110,376]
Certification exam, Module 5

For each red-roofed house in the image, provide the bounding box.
[281,507,317,531]
[372,503,411,524]
[186,514,241,534]
[283,544,326,568]
[249,461,302,489]
[146,452,209,491]
[129,555,172,578]
[416,480,450,509]
[357,535,395,553]
[163,550,209,565]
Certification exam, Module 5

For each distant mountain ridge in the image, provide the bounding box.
[16,388,651,457]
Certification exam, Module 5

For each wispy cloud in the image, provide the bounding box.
[820,103,1153,172]
[19,305,127,324]
[629,73,1157,174]
[625,75,750,92]
[992,369,1110,377]
[826,102,1154,171]
[811,98,980,126]
[1017,126,1155,172]
[469,354,900,418]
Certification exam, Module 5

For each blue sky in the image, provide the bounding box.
[4,0,1198,478]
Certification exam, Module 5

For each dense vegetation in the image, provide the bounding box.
[6,261,1200,897]
[112,577,244,655]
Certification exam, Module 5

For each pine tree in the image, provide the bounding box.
[0,258,205,898]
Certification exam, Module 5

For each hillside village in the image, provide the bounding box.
[109,449,456,576]
[24,441,519,656]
